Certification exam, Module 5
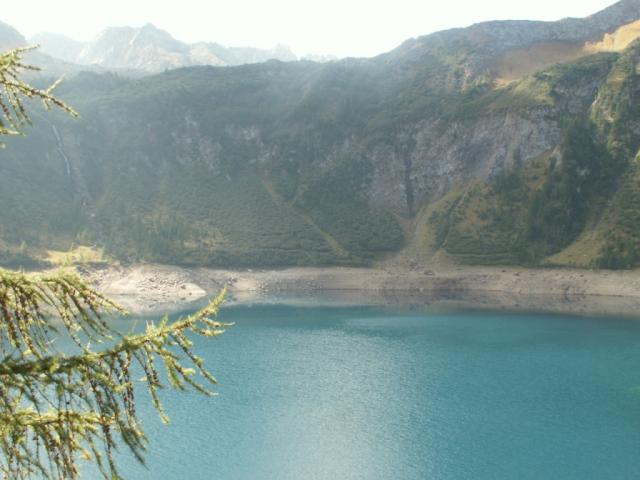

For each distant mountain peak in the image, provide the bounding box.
[28,22,299,72]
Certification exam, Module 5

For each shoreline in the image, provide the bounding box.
[75,263,640,318]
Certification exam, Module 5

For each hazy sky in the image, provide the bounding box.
[4,0,619,58]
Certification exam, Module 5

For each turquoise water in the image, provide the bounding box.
[96,306,640,479]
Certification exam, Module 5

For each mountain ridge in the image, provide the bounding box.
[380,0,640,88]
[30,23,302,72]
[0,20,25,49]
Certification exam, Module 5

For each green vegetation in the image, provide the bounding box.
[595,159,640,269]
[527,122,618,253]
[296,155,404,261]
[0,46,228,480]
[420,41,640,269]
[99,173,340,266]
[450,53,618,119]
[3,30,640,270]
[0,269,228,480]
[429,121,626,266]
[1,59,406,268]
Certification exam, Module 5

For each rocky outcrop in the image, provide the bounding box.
[366,112,560,214]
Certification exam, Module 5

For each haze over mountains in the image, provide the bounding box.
[30,24,301,72]
[2,0,640,269]
[1,20,327,75]
[0,20,23,49]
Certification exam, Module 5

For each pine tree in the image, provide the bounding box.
[0,47,228,479]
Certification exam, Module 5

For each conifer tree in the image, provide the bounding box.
[0,47,228,479]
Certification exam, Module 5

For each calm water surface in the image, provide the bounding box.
[91,305,640,479]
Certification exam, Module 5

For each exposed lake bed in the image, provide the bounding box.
[80,263,640,318]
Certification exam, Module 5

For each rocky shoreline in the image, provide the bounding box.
[73,263,640,318]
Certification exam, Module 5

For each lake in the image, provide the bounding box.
[90,304,640,479]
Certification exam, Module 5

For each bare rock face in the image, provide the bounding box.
[370,112,559,215]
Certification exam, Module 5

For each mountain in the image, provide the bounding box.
[2,0,640,270]
[0,22,98,81]
[30,32,85,63]
[31,23,298,73]
[302,53,339,63]
[76,24,194,71]
[0,20,25,50]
